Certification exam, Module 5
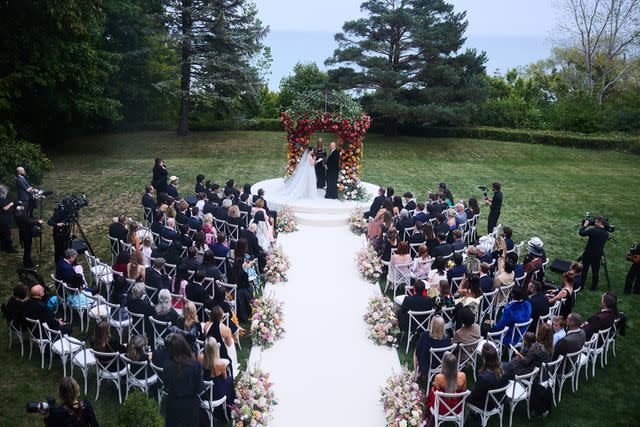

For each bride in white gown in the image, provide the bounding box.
[278,148,320,201]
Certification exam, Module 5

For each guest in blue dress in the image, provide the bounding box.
[492,285,532,346]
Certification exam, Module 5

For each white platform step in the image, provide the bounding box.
[295,211,350,227]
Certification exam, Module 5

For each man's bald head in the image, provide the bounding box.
[17,167,25,175]
[31,284,45,298]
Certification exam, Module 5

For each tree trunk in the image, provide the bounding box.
[383,117,397,136]
[177,0,192,136]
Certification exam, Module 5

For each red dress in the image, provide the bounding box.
[426,383,465,416]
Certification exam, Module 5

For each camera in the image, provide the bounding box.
[26,397,55,414]
[630,243,640,256]
[478,185,489,197]
[582,212,615,233]
[53,194,89,224]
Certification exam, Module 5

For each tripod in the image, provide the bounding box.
[601,250,612,291]
[70,220,94,256]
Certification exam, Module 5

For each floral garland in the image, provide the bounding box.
[356,243,384,283]
[349,208,369,235]
[232,369,277,426]
[264,243,290,284]
[380,369,426,427]
[275,206,297,234]
[363,295,400,347]
[250,296,286,349]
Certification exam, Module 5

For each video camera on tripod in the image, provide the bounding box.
[582,212,615,233]
[53,194,89,225]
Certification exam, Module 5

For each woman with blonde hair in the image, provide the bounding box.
[198,337,236,418]
[177,301,202,340]
[141,236,153,267]
[127,250,146,282]
[414,315,452,379]
[202,213,216,235]
[227,205,242,228]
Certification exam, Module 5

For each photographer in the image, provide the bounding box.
[484,182,503,234]
[624,243,640,294]
[47,210,70,264]
[0,184,16,253]
[579,216,609,291]
[42,377,99,426]
[15,205,43,268]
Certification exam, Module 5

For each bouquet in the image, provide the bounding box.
[349,208,369,235]
[250,296,286,349]
[363,295,400,347]
[356,244,384,283]
[380,368,426,427]
[232,369,277,426]
[264,243,290,284]
[275,206,298,234]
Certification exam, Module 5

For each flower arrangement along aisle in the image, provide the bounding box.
[232,368,277,426]
[250,296,285,349]
[380,368,426,427]
[363,295,400,347]
[264,243,290,284]
[275,206,297,234]
[349,208,369,235]
[356,243,384,283]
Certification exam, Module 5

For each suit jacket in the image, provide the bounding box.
[209,242,229,258]
[528,294,550,332]
[554,329,586,360]
[128,297,156,319]
[195,183,206,194]
[145,267,171,299]
[467,370,508,409]
[177,257,200,283]
[447,265,467,282]
[175,211,189,225]
[55,259,76,284]
[215,207,229,222]
[413,212,428,224]
[479,275,494,294]
[15,175,32,203]
[399,295,433,332]
[326,149,339,173]
[408,232,426,245]
[160,226,179,241]
[583,309,617,340]
[431,243,453,258]
[404,200,417,211]
[142,193,156,212]
[238,202,252,215]
[186,216,202,231]
[185,282,213,309]
[150,221,164,235]
[451,239,465,251]
[24,298,59,331]
[435,222,449,236]
[108,222,128,242]
[368,195,385,217]
[166,184,179,199]
[251,195,270,212]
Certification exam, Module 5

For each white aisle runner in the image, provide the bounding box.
[249,225,401,427]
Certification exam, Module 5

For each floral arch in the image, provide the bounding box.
[281,90,371,200]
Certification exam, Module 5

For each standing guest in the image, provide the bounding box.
[44,377,99,426]
[152,158,168,204]
[410,245,432,279]
[15,166,36,216]
[14,206,42,268]
[202,306,235,370]
[553,313,586,361]
[467,344,507,409]
[528,280,550,332]
[398,280,433,333]
[547,270,575,319]
[552,317,567,347]
[579,216,609,291]
[0,184,16,253]
[163,334,204,427]
[231,256,255,323]
[426,352,467,421]
[478,262,494,293]
[414,316,451,379]
[484,182,503,234]
[253,211,272,253]
[582,291,618,340]
[195,175,206,194]
[142,185,157,222]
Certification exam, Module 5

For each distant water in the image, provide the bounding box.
[264,30,552,89]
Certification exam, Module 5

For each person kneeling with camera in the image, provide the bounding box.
[29,377,99,426]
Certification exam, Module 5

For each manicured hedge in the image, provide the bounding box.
[190,118,282,132]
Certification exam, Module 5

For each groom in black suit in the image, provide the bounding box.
[325,141,339,199]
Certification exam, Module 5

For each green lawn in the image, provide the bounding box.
[1,131,638,426]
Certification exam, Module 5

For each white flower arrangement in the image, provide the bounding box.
[275,206,298,234]
[232,368,277,426]
[380,368,426,427]
[363,295,400,347]
[349,208,369,235]
[356,243,384,283]
[264,243,290,284]
[250,296,286,349]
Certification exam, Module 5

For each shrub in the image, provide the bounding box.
[115,391,163,427]
[189,118,282,132]
[0,122,53,188]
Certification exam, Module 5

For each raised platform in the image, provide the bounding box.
[251,178,377,227]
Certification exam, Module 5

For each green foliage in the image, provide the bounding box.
[258,86,281,119]
[190,118,282,132]
[116,391,163,427]
[279,63,329,110]
[326,0,487,134]
[286,90,364,122]
[0,122,53,188]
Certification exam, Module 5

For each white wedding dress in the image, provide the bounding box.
[277,149,319,201]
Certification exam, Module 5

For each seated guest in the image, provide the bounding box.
[427,256,448,289]
[185,270,214,310]
[227,205,243,229]
[127,250,146,282]
[175,200,190,225]
[445,208,458,237]
[167,175,179,199]
[365,187,386,219]
[145,257,171,297]
[396,209,414,238]
[161,217,179,241]
[238,193,252,216]
[547,270,576,319]
[2,284,28,329]
[392,195,403,212]
[142,185,157,221]
[176,301,202,343]
[466,197,480,218]
[582,291,618,340]
[389,241,411,281]
[398,280,433,333]
[202,213,216,237]
[413,202,428,224]
[430,233,453,258]
[109,214,129,243]
[475,245,494,264]
[198,336,236,419]
[426,351,467,421]
[209,233,230,258]
[452,306,481,346]
[381,228,399,263]
[569,261,583,290]
[127,335,152,378]
[127,221,142,252]
[151,211,166,235]
[414,316,451,379]
[187,207,203,231]
[112,252,130,277]
[410,245,432,279]
[478,262,494,294]
[528,280,550,332]
[216,198,232,222]
[467,344,508,409]
[507,252,524,279]
[92,321,126,361]
[178,246,201,284]
[426,202,439,221]
[463,245,480,274]
[432,280,455,309]
[450,229,465,251]
[155,289,179,325]
[493,239,514,291]
[423,223,438,254]
[503,227,514,251]
[200,250,224,281]
[56,248,81,284]
[240,223,264,262]
[455,274,483,318]
[491,285,531,346]
[24,284,71,334]
[447,252,466,283]
[407,221,425,244]
[553,312,586,361]
[128,282,155,319]
[403,192,416,211]
[552,316,567,347]
[504,326,553,379]
[454,203,467,226]
[224,179,240,201]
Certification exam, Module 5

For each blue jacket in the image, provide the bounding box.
[55,259,76,284]
[494,300,532,346]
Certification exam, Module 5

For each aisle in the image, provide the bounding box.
[249,225,401,426]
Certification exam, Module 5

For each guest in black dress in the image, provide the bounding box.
[203,306,235,375]
[467,343,508,409]
[199,336,236,419]
[152,158,168,204]
[314,139,326,189]
[414,315,451,379]
[231,256,254,323]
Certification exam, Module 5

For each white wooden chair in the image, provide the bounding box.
[385,261,412,299]
[405,309,435,354]
[507,319,533,359]
[431,389,471,427]
[128,311,147,340]
[557,349,582,402]
[539,355,563,406]
[150,362,167,403]
[200,380,229,426]
[226,223,239,241]
[43,323,82,377]
[108,236,122,264]
[606,318,621,362]
[575,335,597,387]
[505,367,539,427]
[149,316,172,348]
[90,350,127,403]
[536,312,553,334]
[122,356,158,398]
[466,382,511,427]
[61,282,92,332]
[25,317,50,369]
[478,289,499,323]
[457,338,481,381]
[587,327,611,376]
[403,226,415,241]
[104,300,130,343]
[427,343,458,386]
[71,340,96,395]
[476,326,508,360]
[450,276,463,294]
[5,318,25,357]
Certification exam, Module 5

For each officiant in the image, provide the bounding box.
[314,137,327,189]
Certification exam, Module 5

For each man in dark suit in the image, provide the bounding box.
[582,291,618,340]
[324,141,339,199]
[185,270,214,309]
[434,213,449,236]
[579,216,609,291]
[413,203,428,224]
[109,215,129,243]
[151,212,165,236]
[15,166,36,216]
[55,248,79,284]
[240,224,265,271]
[216,199,231,221]
[23,284,71,334]
[426,203,439,221]
[479,263,494,293]
[398,280,433,333]
[160,218,179,241]
[142,185,157,222]
[408,221,426,245]
[166,176,179,199]
[186,207,203,231]
[238,194,252,215]
[431,233,453,258]
[145,258,171,300]
[403,192,417,212]
[447,253,467,282]
[177,247,201,284]
[528,280,550,332]
[553,313,586,361]
[451,229,465,251]
[365,187,386,219]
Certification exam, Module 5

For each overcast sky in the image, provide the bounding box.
[253,0,559,89]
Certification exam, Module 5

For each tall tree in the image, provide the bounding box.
[168,0,269,134]
[279,62,329,110]
[326,0,487,135]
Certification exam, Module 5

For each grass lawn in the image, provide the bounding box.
[0,130,638,426]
